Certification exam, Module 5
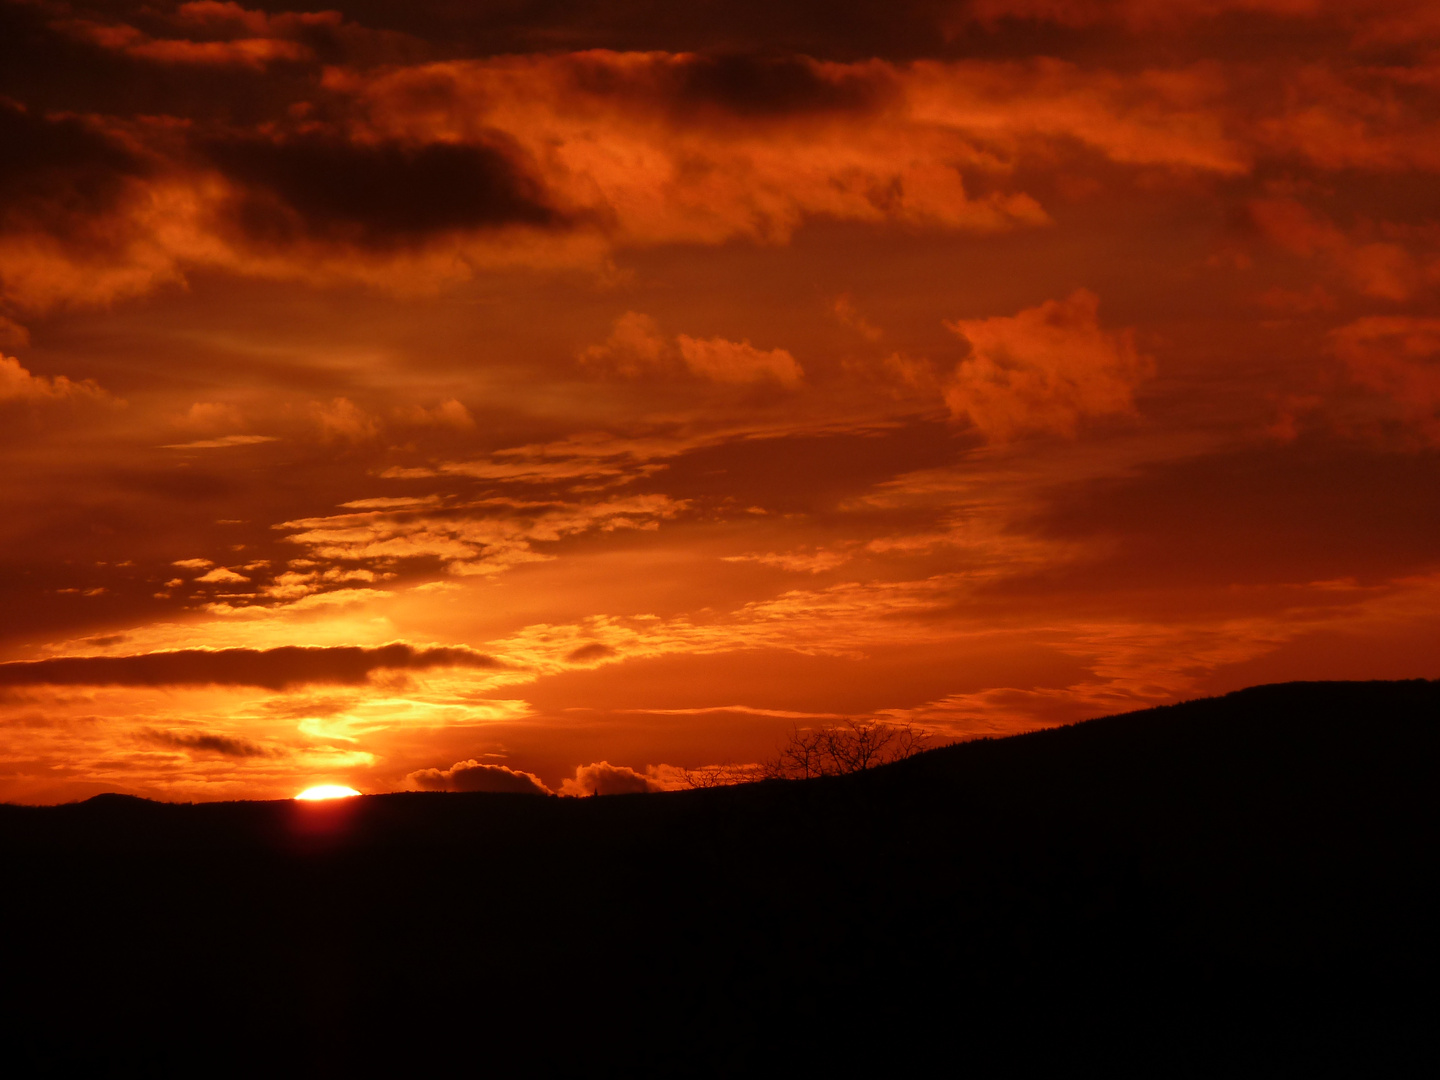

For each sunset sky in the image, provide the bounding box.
[2,0,1438,803]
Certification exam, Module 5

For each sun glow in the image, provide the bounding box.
[295,785,362,801]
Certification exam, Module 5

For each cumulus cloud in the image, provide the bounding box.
[0,355,107,404]
[580,312,803,386]
[578,312,671,377]
[407,759,551,794]
[195,566,250,584]
[943,289,1152,441]
[559,761,666,796]
[0,643,505,690]
[676,335,804,387]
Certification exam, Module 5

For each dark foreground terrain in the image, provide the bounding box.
[3,680,1437,1075]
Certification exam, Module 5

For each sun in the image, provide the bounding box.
[295,784,362,801]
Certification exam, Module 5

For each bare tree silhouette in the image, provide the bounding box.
[763,718,930,780]
[681,719,930,788]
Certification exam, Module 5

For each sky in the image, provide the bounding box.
[1,0,1438,803]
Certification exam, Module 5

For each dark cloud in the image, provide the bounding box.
[562,760,662,796]
[226,0,958,62]
[565,51,894,119]
[0,99,146,240]
[668,53,891,116]
[407,759,551,794]
[139,728,277,758]
[201,131,563,249]
[566,642,618,663]
[0,643,504,690]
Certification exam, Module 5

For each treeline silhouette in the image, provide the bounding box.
[1,680,1436,1076]
[685,716,929,785]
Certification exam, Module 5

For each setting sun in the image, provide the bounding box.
[295,785,362,801]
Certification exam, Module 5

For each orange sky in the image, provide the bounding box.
[2,0,1438,802]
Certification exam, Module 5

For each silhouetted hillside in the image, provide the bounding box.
[2,680,1436,1075]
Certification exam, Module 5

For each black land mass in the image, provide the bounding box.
[2,680,1436,1075]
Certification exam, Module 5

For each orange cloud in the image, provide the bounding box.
[1332,317,1440,442]
[943,290,1152,440]
[311,397,380,442]
[579,312,671,377]
[0,354,108,404]
[1247,198,1423,301]
[579,312,802,386]
[273,493,687,584]
[676,335,803,387]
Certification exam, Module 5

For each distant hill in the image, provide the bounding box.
[2,680,1436,1075]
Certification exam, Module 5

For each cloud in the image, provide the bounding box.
[559,760,664,796]
[722,549,853,573]
[965,0,1324,31]
[200,129,563,249]
[407,759,551,794]
[1332,317,1440,443]
[1246,198,1423,301]
[0,317,29,349]
[0,42,1369,310]
[943,289,1152,441]
[160,434,278,449]
[394,400,475,429]
[568,51,897,121]
[565,642,618,663]
[0,354,108,404]
[311,397,379,441]
[274,493,687,580]
[0,99,147,239]
[676,335,804,387]
[54,15,314,69]
[579,313,803,386]
[833,295,883,341]
[139,728,278,758]
[195,566,250,584]
[579,312,672,377]
[0,643,505,690]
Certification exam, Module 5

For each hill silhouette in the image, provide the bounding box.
[2,680,1436,1075]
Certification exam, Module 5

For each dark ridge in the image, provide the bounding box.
[1,679,1436,1074]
